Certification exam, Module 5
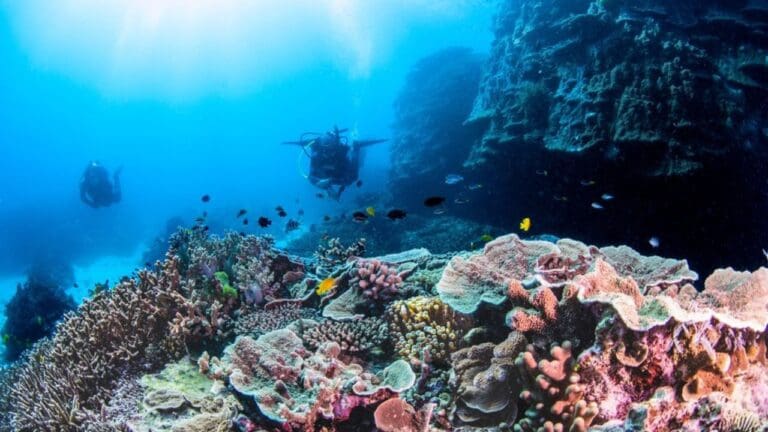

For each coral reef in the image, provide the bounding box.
[1,229,767,431]
[205,329,416,430]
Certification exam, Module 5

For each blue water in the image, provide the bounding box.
[0,1,495,358]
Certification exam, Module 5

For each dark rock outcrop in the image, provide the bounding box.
[389,0,768,276]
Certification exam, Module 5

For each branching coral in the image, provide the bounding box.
[313,237,366,276]
[350,258,403,301]
[387,296,471,365]
[515,341,599,431]
[303,317,389,355]
[7,256,190,431]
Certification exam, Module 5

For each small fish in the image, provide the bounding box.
[237,209,247,218]
[445,174,464,185]
[649,237,660,248]
[298,209,305,216]
[763,249,768,262]
[276,206,287,217]
[591,202,604,210]
[258,217,271,228]
[366,206,375,217]
[239,231,246,237]
[580,180,596,187]
[454,197,470,204]
[73,282,79,288]
[387,209,407,220]
[316,192,325,199]
[479,234,494,242]
[423,196,446,207]
[195,217,205,223]
[203,225,209,232]
[352,211,368,222]
[243,218,249,225]
[519,217,531,232]
[356,180,363,187]
[201,194,211,202]
[316,277,337,296]
[202,211,208,217]
[601,194,614,201]
[535,169,548,176]
[323,215,331,222]
[467,183,483,190]
[285,219,300,232]
[433,208,446,215]
[553,195,569,202]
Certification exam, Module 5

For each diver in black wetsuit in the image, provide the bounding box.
[79,161,122,208]
[284,126,386,200]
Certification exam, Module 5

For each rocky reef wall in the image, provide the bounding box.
[390,0,768,274]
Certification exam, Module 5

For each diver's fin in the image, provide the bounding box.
[353,139,388,148]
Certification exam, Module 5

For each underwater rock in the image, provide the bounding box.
[390,0,768,276]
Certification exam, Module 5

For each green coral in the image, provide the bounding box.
[213,271,238,298]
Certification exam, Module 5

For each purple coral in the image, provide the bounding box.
[351,259,402,301]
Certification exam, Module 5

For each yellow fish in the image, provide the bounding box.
[479,234,494,242]
[366,206,376,217]
[316,277,337,296]
[520,217,531,232]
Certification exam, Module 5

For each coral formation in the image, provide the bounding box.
[303,317,388,355]
[350,258,403,301]
[1,229,767,431]
[450,331,528,427]
[387,296,472,365]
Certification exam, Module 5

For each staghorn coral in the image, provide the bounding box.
[387,296,471,365]
[303,317,388,355]
[350,258,403,301]
[7,256,190,431]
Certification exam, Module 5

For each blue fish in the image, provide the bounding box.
[445,174,464,185]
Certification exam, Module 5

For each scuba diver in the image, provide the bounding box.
[79,161,122,208]
[283,127,386,200]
